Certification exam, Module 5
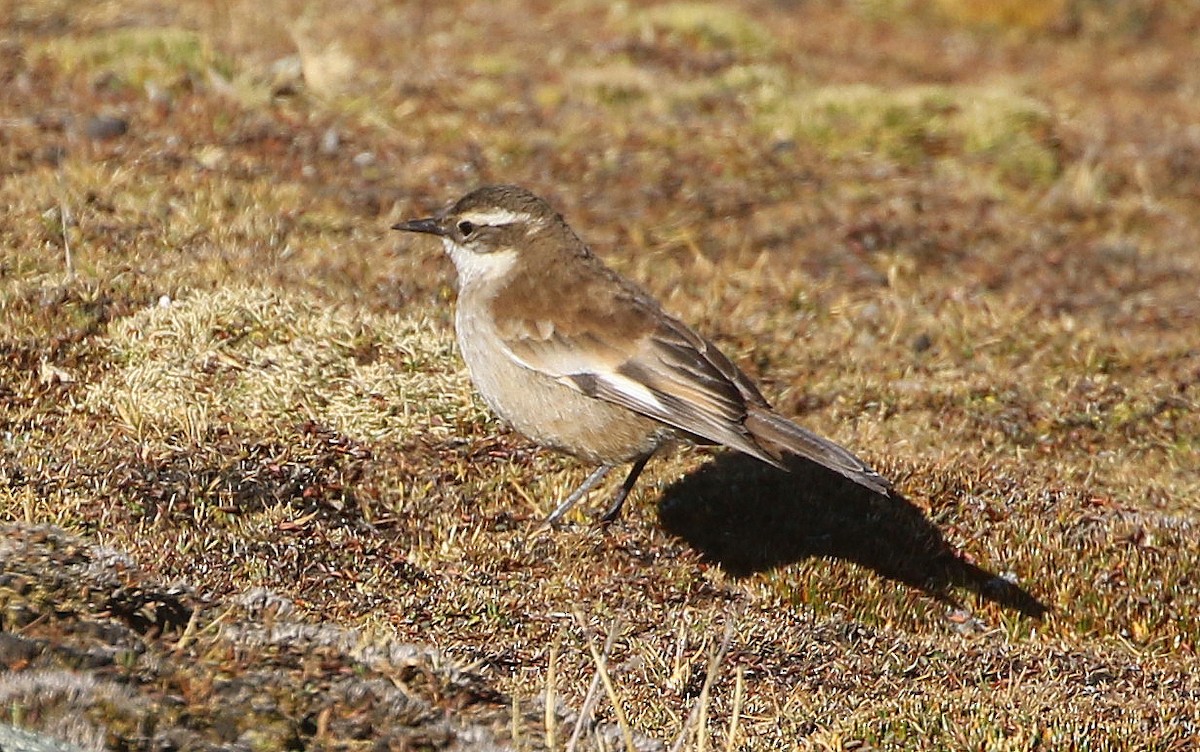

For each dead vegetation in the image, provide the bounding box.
[2,0,1199,748]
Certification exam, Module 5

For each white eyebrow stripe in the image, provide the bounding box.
[460,208,532,226]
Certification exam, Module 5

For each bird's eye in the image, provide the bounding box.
[457,220,475,236]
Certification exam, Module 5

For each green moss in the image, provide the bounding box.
[754,83,1060,188]
[33,27,233,89]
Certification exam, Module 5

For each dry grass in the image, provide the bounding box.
[85,286,475,449]
[2,0,1200,748]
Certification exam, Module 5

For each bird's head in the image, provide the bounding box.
[393,185,571,285]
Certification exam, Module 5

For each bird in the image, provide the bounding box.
[393,185,891,525]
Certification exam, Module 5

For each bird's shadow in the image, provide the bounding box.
[656,453,1048,619]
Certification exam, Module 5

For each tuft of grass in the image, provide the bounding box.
[84,287,479,451]
[290,22,359,98]
[757,83,1061,188]
[32,27,233,89]
[629,3,776,55]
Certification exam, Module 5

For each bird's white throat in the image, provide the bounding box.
[442,239,519,289]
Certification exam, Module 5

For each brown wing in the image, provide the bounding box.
[494,300,784,468]
[481,222,890,494]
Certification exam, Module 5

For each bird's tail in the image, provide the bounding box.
[744,404,892,496]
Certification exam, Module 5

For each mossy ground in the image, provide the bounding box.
[2,0,1199,749]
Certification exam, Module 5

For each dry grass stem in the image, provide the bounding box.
[672,620,736,752]
[567,615,624,752]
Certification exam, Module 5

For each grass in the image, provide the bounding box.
[31,25,229,88]
[86,286,474,449]
[628,3,777,55]
[774,84,1060,188]
[2,0,1199,748]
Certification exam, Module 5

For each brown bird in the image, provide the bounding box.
[394,185,891,524]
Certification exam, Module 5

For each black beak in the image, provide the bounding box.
[391,217,447,236]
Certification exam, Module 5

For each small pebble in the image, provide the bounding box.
[86,114,128,140]
[320,127,340,154]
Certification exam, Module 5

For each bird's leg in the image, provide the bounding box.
[599,451,655,523]
[544,464,613,525]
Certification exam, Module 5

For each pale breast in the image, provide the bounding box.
[454,301,670,464]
